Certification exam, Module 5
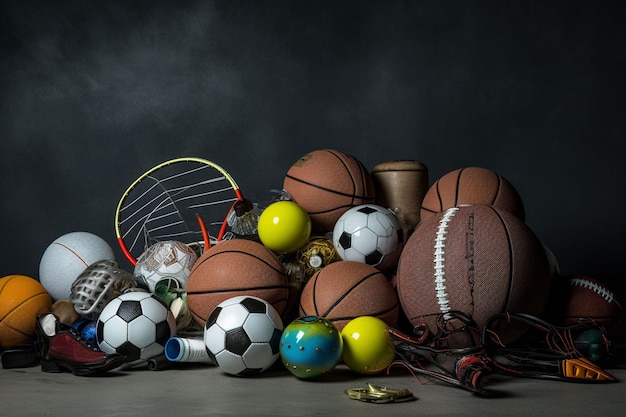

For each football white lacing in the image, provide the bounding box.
[433,207,458,313]
[570,277,614,303]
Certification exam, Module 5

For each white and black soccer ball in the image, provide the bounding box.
[332,204,404,271]
[134,240,197,293]
[204,296,283,376]
[96,291,177,367]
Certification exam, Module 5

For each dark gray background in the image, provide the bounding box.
[1,1,625,303]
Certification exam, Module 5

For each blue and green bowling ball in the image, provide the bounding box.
[279,316,343,379]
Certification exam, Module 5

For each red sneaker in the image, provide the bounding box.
[36,313,125,376]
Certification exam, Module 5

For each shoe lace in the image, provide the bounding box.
[64,324,102,352]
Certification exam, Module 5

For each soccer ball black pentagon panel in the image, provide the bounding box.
[96,291,177,367]
[204,295,284,376]
[332,204,404,272]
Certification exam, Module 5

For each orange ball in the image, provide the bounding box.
[0,275,53,348]
[186,239,292,327]
[420,166,525,222]
[299,261,399,332]
[283,149,375,232]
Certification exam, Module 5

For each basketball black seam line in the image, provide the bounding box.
[284,174,372,200]
[419,181,441,213]
[311,273,320,316]
[488,206,515,311]
[304,203,365,216]
[297,276,315,316]
[297,296,304,316]
[3,323,33,336]
[319,272,380,317]
[455,167,466,208]
[0,275,20,321]
[491,174,502,205]
[1,292,48,323]
[191,249,286,275]
[289,147,368,200]
[436,179,443,212]
[187,284,290,296]
[354,160,371,206]
[326,149,359,206]
[324,302,399,324]
[407,312,441,322]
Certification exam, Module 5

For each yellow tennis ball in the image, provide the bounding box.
[340,316,396,374]
[258,201,312,253]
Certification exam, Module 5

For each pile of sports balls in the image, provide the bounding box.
[0,148,622,391]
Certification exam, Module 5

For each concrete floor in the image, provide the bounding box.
[2,358,624,417]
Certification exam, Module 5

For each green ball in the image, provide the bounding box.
[575,329,607,363]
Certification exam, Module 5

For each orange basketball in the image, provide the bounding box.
[420,167,525,222]
[298,260,399,332]
[186,239,291,327]
[283,149,375,232]
[0,275,53,349]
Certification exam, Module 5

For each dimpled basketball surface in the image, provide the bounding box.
[396,204,551,347]
[420,167,525,222]
[39,231,116,301]
[283,149,375,232]
[186,239,291,327]
[0,275,53,348]
[298,260,399,332]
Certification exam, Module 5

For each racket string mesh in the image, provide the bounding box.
[118,161,240,259]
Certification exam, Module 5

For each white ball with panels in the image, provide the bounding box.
[204,295,283,377]
[39,231,116,301]
[96,291,177,367]
[133,240,197,293]
[332,204,404,272]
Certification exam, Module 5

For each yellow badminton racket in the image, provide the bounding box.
[114,157,243,266]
